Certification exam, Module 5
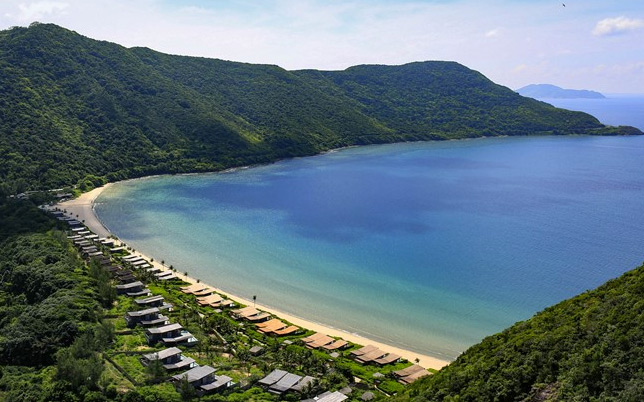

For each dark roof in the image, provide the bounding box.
[173,365,215,383]
[290,375,316,392]
[258,369,288,386]
[147,323,182,334]
[269,372,302,393]
[201,375,233,391]
[127,307,159,317]
[116,281,144,289]
[143,347,182,361]
[135,295,164,304]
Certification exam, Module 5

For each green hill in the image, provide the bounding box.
[396,261,644,401]
[0,23,638,193]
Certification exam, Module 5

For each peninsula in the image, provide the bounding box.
[517,84,606,99]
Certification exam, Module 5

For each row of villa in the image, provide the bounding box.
[49,205,431,400]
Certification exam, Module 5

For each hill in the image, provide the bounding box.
[0,23,638,193]
[396,261,644,401]
[517,84,606,99]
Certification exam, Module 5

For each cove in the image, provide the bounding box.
[95,135,644,360]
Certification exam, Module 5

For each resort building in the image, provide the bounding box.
[135,295,172,310]
[145,323,197,346]
[393,364,430,384]
[171,365,234,394]
[350,345,400,365]
[258,369,317,395]
[115,281,150,297]
[125,307,169,328]
[302,391,348,402]
[231,306,271,323]
[256,319,300,336]
[140,347,197,371]
[302,333,349,350]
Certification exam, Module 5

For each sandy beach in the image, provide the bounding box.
[56,184,451,370]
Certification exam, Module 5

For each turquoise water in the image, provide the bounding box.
[96,135,644,360]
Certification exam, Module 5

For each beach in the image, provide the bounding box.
[56,184,451,370]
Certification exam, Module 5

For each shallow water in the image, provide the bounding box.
[97,135,644,360]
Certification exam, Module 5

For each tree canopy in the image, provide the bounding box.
[0,23,638,192]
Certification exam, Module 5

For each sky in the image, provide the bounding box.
[0,0,643,93]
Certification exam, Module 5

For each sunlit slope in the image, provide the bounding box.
[0,23,638,191]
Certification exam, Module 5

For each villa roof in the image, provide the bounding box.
[393,364,425,378]
[135,295,164,304]
[321,340,348,350]
[374,353,401,365]
[273,325,299,336]
[351,345,378,356]
[316,391,349,402]
[302,332,327,343]
[308,335,334,348]
[143,347,182,361]
[258,369,288,386]
[398,369,430,384]
[197,294,223,306]
[269,372,302,393]
[257,319,286,333]
[201,375,233,391]
[173,365,215,383]
[290,375,316,392]
[356,349,388,363]
[147,323,182,334]
[116,281,144,289]
[127,307,159,317]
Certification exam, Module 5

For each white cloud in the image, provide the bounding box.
[592,16,644,36]
[513,64,528,73]
[485,28,501,38]
[15,1,68,22]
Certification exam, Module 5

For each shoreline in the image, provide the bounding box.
[56,184,452,371]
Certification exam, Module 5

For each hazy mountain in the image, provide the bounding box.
[517,84,606,99]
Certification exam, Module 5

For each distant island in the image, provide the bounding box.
[517,84,606,99]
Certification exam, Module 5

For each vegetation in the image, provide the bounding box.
[3,21,644,402]
[396,260,644,401]
[0,23,639,193]
[0,197,110,400]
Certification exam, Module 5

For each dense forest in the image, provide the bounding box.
[0,197,114,401]
[396,260,644,401]
[0,23,639,193]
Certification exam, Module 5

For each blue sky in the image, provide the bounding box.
[1,0,643,93]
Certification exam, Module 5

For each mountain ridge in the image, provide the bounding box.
[0,23,639,193]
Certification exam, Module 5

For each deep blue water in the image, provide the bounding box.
[96,134,644,360]
[542,94,644,131]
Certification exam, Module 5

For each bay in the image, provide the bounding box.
[96,135,644,360]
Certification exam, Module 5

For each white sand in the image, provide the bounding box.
[56,185,451,370]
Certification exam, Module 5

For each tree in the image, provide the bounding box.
[146,357,167,383]
[178,376,197,401]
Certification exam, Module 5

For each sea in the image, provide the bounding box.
[95,94,644,361]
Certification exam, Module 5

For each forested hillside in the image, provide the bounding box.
[0,23,638,193]
[0,198,114,401]
[396,261,644,401]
